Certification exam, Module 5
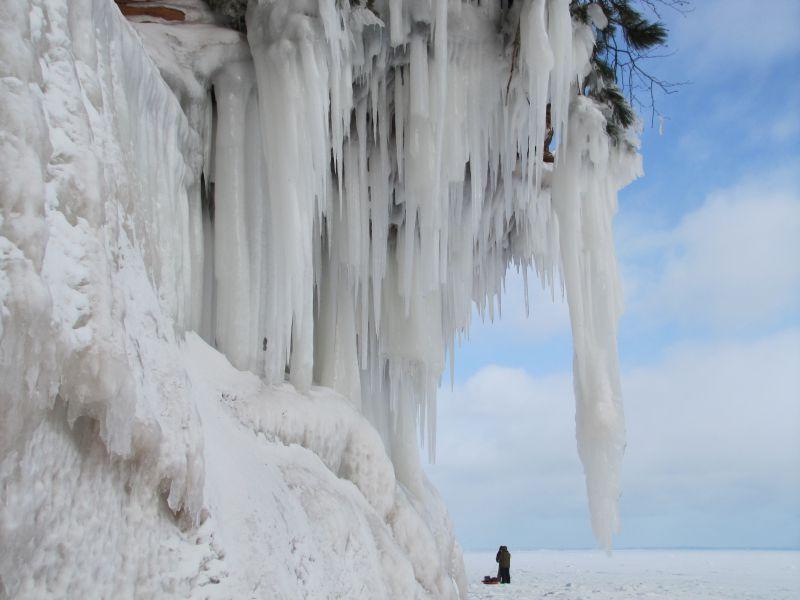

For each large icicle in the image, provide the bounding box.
[246,1,340,391]
[212,61,255,370]
[552,96,641,547]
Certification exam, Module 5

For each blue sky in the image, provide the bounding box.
[424,0,800,551]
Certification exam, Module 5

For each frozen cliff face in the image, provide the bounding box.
[0,0,206,595]
[0,0,464,597]
[0,0,640,597]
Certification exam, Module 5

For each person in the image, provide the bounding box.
[495,545,511,584]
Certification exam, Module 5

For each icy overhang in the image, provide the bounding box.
[129,0,641,549]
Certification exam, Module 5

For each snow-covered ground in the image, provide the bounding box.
[464,550,800,599]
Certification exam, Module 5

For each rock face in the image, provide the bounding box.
[115,1,185,22]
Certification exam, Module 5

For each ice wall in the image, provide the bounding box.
[0,0,209,595]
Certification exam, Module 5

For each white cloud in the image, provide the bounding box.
[621,167,800,330]
[672,0,800,75]
[622,330,800,496]
[433,366,576,475]
[426,330,800,548]
[428,365,590,546]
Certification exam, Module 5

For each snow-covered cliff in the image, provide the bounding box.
[0,0,640,597]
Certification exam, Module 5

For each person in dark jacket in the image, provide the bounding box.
[495,545,511,584]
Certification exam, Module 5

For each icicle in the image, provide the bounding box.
[520,0,553,190]
[551,96,639,549]
[547,0,573,153]
[247,0,336,390]
[211,61,255,371]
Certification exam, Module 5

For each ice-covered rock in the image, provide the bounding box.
[1,0,641,596]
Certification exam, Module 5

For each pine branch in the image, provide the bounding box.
[571,0,691,138]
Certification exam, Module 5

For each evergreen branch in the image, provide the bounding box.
[571,0,691,137]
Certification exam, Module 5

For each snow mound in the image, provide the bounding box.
[185,332,465,598]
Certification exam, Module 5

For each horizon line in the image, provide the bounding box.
[463,546,800,552]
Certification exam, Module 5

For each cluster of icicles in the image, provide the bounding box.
[193,0,641,548]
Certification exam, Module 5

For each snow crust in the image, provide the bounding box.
[464,550,800,599]
[1,0,641,596]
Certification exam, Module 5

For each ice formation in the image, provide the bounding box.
[0,0,641,597]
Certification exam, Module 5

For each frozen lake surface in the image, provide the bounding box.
[464,550,799,599]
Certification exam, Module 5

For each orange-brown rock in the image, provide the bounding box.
[115,1,185,22]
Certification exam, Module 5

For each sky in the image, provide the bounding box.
[424,0,800,551]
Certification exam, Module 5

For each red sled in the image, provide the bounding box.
[482,576,500,585]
